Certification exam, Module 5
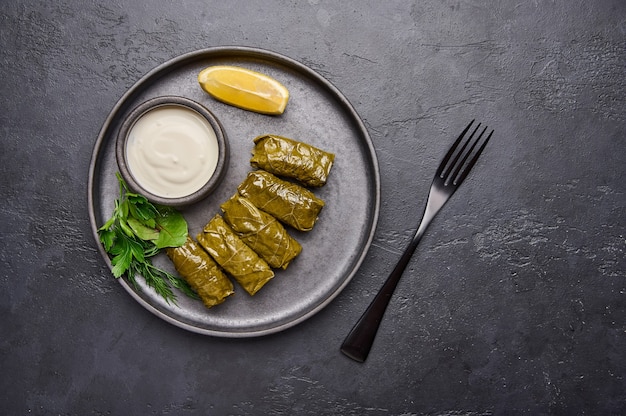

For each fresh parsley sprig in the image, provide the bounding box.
[98,173,198,304]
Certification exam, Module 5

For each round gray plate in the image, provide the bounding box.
[88,46,380,337]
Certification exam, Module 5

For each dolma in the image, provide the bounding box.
[196,214,274,296]
[237,170,325,232]
[250,134,335,187]
[221,194,302,270]
[166,237,234,308]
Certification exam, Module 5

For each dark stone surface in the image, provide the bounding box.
[1,0,624,414]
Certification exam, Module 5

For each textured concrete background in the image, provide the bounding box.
[1,0,625,414]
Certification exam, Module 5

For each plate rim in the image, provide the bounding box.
[87,45,380,337]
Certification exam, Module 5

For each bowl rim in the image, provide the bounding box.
[115,95,229,207]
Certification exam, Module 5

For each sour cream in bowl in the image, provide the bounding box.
[116,96,229,206]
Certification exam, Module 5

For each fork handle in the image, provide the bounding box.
[340,227,426,362]
[341,189,443,362]
[341,187,450,363]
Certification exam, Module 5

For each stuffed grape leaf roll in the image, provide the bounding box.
[166,237,234,308]
[250,134,335,187]
[237,170,325,232]
[197,214,274,296]
[221,194,302,270]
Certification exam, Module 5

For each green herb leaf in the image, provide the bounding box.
[98,173,195,304]
[98,229,115,251]
[109,231,133,278]
[153,208,188,249]
[127,217,160,241]
[128,194,158,227]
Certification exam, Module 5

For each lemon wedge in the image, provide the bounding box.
[198,65,290,115]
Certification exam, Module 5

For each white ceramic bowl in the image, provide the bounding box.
[115,96,229,206]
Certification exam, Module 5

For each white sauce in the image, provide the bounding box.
[125,105,219,198]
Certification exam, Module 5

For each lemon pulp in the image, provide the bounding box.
[198,65,289,115]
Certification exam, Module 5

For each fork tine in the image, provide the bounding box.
[436,119,475,178]
[453,127,493,185]
[449,124,487,184]
[444,122,481,182]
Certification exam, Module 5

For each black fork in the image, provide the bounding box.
[341,120,494,362]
